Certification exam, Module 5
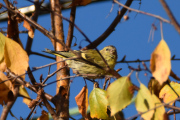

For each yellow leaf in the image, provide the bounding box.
[150,39,171,85]
[135,83,154,120]
[0,33,6,62]
[152,94,165,120]
[159,81,180,105]
[37,110,49,120]
[19,86,31,105]
[75,86,88,117]
[0,58,7,72]
[0,72,12,104]
[4,33,29,78]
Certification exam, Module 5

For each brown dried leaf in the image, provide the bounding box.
[75,86,88,117]
[148,78,162,97]
[70,0,91,6]
[0,72,12,104]
[150,39,171,85]
[37,110,49,120]
[23,20,34,38]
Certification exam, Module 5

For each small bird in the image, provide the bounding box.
[44,45,117,79]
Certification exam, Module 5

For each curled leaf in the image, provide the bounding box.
[23,20,34,38]
[75,86,88,117]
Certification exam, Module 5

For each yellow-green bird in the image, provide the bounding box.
[44,45,117,79]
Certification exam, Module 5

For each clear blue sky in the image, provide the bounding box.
[1,0,180,119]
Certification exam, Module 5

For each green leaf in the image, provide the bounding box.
[89,88,109,119]
[107,76,133,115]
[152,94,165,120]
[135,83,154,120]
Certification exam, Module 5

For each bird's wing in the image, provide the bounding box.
[81,50,105,67]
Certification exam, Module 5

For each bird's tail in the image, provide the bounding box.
[43,48,67,58]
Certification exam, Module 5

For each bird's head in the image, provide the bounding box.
[101,45,117,60]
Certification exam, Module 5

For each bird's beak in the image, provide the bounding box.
[111,49,116,55]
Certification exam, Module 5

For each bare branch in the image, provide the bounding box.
[126,97,180,120]
[6,69,53,101]
[66,0,76,48]
[114,0,170,23]
[40,89,59,120]
[159,0,180,34]
[82,0,133,50]
[0,85,19,120]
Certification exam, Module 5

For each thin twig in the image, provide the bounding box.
[6,69,53,101]
[82,0,133,50]
[0,86,19,120]
[117,56,180,63]
[103,77,110,90]
[42,75,79,87]
[31,51,55,60]
[42,66,67,84]
[66,0,76,48]
[26,106,37,120]
[167,111,180,116]
[41,89,59,120]
[114,0,170,23]
[159,0,180,34]
[165,104,180,111]
[25,0,41,55]
[1,3,120,78]
[126,97,180,120]
[33,57,78,70]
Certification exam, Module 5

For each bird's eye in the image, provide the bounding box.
[106,48,109,51]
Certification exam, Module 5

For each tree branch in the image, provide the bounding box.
[82,0,133,50]
[51,0,70,119]
[159,0,180,34]
[66,0,76,49]
[114,0,170,23]
[41,89,59,120]
[0,85,19,120]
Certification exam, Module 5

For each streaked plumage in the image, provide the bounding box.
[44,45,117,79]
